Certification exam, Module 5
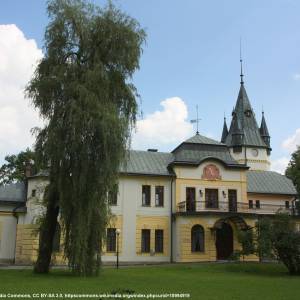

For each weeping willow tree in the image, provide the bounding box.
[26,0,145,275]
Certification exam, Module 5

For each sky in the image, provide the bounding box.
[0,0,300,174]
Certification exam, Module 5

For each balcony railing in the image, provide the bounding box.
[177,200,293,215]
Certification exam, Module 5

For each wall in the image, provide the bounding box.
[102,175,172,263]
[173,160,248,213]
[229,147,270,171]
[174,215,259,263]
[0,211,18,263]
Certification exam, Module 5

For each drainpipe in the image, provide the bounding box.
[170,177,174,263]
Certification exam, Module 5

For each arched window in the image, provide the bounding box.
[191,225,204,252]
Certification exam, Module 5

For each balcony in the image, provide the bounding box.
[176,200,293,215]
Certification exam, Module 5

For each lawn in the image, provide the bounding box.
[0,263,300,300]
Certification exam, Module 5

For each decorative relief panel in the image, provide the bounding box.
[202,164,221,180]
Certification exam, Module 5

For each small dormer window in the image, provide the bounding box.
[245,109,252,117]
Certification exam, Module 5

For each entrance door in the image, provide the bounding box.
[228,190,237,212]
[216,222,233,260]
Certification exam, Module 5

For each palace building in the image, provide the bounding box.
[0,70,298,264]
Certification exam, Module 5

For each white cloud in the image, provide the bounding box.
[0,24,43,160]
[271,157,290,174]
[282,128,300,153]
[132,97,194,151]
[271,128,300,174]
[293,73,300,81]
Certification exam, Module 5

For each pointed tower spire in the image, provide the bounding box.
[221,117,229,143]
[240,38,244,85]
[260,111,271,147]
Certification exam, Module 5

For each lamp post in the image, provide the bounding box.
[116,228,121,269]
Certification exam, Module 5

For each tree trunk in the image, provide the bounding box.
[34,187,59,274]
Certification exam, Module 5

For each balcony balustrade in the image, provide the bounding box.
[177,200,293,215]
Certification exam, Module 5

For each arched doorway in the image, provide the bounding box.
[216,222,233,260]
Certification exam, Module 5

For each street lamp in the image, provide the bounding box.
[116,228,121,269]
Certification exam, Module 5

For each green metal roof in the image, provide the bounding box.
[120,150,174,176]
[171,134,245,168]
[184,134,224,146]
[0,182,26,203]
[247,171,297,195]
[225,84,269,148]
[172,148,244,167]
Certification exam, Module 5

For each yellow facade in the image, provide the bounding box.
[15,224,39,264]
[15,214,123,264]
[176,215,259,262]
[102,215,123,255]
[136,216,169,256]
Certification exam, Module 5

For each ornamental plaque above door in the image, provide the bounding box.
[202,164,221,180]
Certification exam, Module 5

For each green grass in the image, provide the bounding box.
[0,263,300,299]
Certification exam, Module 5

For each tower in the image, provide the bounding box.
[221,59,271,170]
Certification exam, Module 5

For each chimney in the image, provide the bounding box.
[147,149,158,152]
[25,163,32,178]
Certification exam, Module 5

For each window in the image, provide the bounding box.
[155,186,164,207]
[108,185,118,206]
[285,201,290,209]
[205,189,218,209]
[186,187,196,212]
[228,189,237,212]
[141,229,150,253]
[191,225,204,252]
[52,223,61,252]
[155,230,164,253]
[106,228,116,252]
[249,200,253,209]
[255,200,260,209]
[31,189,36,197]
[142,185,151,206]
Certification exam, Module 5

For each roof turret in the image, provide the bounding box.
[221,117,229,143]
[260,111,271,147]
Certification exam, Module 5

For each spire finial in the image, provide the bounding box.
[190,105,201,135]
[240,37,244,85]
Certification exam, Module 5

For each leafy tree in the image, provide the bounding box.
[268,214,300,275]
[286,146,300,214]
[255,218,273,261]
[26,0,145,275]
[239,214,300,275]
[0,148,36,185]
[237,228,255,260]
